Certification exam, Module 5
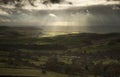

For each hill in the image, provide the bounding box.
[0,26,119,53]
[0,26,120,76]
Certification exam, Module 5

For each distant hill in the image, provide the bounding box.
[0,26,119,54]
[42,33,120,48]
[0,26,42,38]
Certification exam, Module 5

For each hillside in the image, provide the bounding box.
[0,26,120,53]
[0,26,120,77]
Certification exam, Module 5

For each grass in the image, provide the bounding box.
[0,68,69,77]
[0,31,119,77]
[0,68,103,77]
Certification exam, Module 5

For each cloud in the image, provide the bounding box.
[0,2,120,36]
[0,9,10,16]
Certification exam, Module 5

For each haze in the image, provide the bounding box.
[0,0,120,36]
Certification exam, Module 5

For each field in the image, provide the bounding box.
[0,26,120,77]
[0,68,69,77]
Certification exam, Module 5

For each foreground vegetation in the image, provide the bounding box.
[0,26,120,77]
[0,68,69,77]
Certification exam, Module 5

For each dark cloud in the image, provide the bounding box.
[86,5,120,33]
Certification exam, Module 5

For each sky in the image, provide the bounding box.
[0,0,120,36]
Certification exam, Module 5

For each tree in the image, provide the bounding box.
[106,62,120,77]
[92,61,104,77]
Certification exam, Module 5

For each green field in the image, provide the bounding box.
[0,26,120,77]
[0,68,68,77]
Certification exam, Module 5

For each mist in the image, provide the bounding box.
[0,0,120,36]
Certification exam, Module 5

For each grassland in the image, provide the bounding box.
[0,26,120,77]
